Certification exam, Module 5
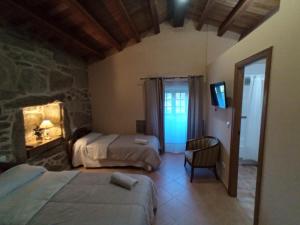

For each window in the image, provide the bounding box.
[164,92,172,113]
[175,92,186,113]
[164,92,187,114]
[164,80,189,153]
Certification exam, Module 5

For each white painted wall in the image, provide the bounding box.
[88,21,238,134]
[206,0,300,224]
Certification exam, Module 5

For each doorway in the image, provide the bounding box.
[228,47,273,225]
[239,59,266,166]
[164,80,189,153]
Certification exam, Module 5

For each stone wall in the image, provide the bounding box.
[0,26,92,169]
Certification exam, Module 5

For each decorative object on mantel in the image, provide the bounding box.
[40,119,54,140]
[33,126,43,143]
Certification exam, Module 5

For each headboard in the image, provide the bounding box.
[67,127,91,168]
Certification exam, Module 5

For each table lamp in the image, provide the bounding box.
[40,119,54,140]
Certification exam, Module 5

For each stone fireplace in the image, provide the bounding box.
[0,26,92,170]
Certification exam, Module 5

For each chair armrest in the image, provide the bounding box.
[187,146,215,154]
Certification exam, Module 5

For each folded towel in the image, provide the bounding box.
[110,172,138,190]
[134,138,149,145]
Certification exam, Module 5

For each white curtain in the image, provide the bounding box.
[241,75,264,161]
[164,80,189,153]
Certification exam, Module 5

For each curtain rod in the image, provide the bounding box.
[140,75,203,80]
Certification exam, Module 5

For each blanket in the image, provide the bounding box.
[0,166,157,225]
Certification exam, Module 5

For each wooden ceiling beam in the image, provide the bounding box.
[147,0,160,34]
[239,6,279,41]
[103,0,141,43]
[218,0,255,36]
[197,0,216,31]
[119,0,141,42]
[2,0,104,58]
[64,0,122,51]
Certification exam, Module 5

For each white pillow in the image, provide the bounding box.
[0,164,46,199]
[77,132,102,145]
[73,132,102,152]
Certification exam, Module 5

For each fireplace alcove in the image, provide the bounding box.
[21,101,70,170]
[9,97,73,171]
[0,90,92,171]
[22,101,65,149]
[0,89,92,171]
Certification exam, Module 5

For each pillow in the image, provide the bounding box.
[76,132,102,146]
[0,164,46,199]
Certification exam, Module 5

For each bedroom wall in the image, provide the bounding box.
[206,0,300,224]
[0,26,92,169]
[88,21,239,134]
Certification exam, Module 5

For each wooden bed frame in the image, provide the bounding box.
[67,127,91,168]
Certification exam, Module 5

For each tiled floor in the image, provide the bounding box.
[238,165,257,221]
[80,153,253,225]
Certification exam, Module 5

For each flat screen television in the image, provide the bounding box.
[210,81,228,109]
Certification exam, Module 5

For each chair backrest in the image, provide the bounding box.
[186,136,219,150]
[187,136,220,167]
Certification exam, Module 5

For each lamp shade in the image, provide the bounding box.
[40,119,54,129]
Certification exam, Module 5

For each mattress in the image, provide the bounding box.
[0,165,157,225]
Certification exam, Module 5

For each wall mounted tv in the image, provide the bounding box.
[210,81,228,109]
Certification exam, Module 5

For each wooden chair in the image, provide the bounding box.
[184,136,220,182]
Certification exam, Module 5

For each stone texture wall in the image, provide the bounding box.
[0,26,92,169]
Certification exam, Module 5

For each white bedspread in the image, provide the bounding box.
[0,166,157,225]
[72,134,161,170]
[86,134,119,160]
[0,168,78,225]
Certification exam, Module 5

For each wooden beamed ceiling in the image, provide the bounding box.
[103,0,141,43]
[147,0,161,34]
[196,0,216,30]
[62,0,122,51]
[0,0,280,61]
[217,0,256,36]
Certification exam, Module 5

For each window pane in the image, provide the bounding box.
[164,92,172,114]
[165,106,171,113]
[181,93,185,99]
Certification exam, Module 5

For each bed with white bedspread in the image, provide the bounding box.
[0,164,157,225]
[68,128,161,171]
